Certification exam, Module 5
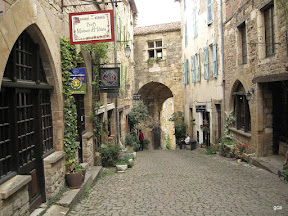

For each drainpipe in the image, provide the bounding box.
[113,2,120,145]
[220,0,225,138]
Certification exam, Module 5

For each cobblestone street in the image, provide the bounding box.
[69,149,288,216]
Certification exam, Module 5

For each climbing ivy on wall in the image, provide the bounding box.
[60,38,83,169]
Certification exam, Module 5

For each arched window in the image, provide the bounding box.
[233,83,251,132]
[0,31,54,184]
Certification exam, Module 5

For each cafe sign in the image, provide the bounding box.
[69,10,115,45]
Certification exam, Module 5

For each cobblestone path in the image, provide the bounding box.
[69,149,288,216]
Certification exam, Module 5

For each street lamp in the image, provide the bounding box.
[124,45,131,58]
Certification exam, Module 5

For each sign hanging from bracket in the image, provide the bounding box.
[69,10,115,45]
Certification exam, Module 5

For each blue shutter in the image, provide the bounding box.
[185,59,189,84]
[194,8,198,38]
[213,41,217,78]
[191,55,196,83]
[182,61,186,84]
[197,51,201,82]
[185,22,188,47]
[184,0,186,10]
[207,0,213,25]
[204,47,209,80]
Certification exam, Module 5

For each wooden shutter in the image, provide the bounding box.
[207,0,213,25]
[213,41,217,78]
[191,55,196,83]
[197,51,201,82]
[185,22,188,47]
[204,47,209,80]
[185,59,189,84]
[183,61,186,84]
[194,8,198,37]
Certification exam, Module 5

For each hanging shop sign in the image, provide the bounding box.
[99,67,120,90]
[70,67,86,94]
[196,105,206,112]
[69,10,115,45]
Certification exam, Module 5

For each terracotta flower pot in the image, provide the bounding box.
[65,171,83,189]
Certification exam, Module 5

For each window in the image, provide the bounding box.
[238,23,247,64]
[264,4,275,56]
[233,83,251,132]
[207,0,213,25]
[148,40,162,59]
[0,31,53,183]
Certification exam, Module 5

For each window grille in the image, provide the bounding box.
[0,31,54,183]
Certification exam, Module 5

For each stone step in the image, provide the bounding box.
[37,166,102,216]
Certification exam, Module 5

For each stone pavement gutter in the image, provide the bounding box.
[31,166,102,216]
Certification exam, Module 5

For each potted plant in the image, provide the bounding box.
[116,155,128,173]
[65,158,84,189]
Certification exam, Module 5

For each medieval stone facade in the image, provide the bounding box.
[134,22,183,150]
[223,0,288,157]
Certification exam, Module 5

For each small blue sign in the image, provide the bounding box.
[70,67,86,94]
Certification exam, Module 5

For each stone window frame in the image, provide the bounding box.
[236,20,248,65]
[233,83,251,133]
[257,0,277,60]
[147,40,163,59]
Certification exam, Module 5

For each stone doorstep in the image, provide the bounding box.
[242,153,284,175]
[40,166,102,216]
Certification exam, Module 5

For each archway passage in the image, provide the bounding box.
[138,82,174,149]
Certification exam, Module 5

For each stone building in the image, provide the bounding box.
[133,22,183,150]
[176,0,224,147]
[223,0,288,157]
[0,0,136,215]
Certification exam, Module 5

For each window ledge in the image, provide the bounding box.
[230,127,252,138]
[0,175,31,200]
[44,151,65,165]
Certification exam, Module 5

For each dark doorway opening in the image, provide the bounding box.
[271,81,288,154]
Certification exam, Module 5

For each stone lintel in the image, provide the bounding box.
[252,73,288,83]
[44,151,65,164]
[0,175,31,199]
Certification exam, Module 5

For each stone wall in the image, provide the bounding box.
[223,0,287,156]
[0,176,31,216]
[43,152,66,200]
[0,185,29,216]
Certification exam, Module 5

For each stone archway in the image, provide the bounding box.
[138,82,176,149]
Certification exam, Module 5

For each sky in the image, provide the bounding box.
[134,0,181,27]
